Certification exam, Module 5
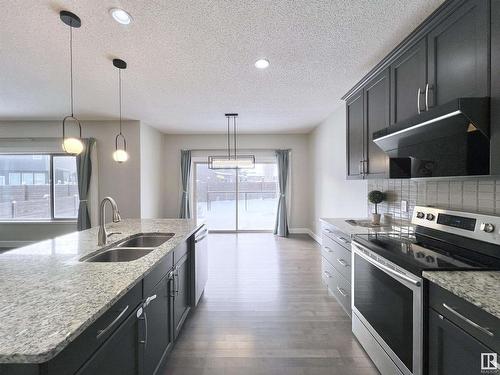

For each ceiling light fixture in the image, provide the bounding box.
[60,10,84,155]
[112,59,129,163]
[208,114,255,169]
[254,58,270,69]
[109,8,133,25]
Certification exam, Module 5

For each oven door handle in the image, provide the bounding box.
[354,243,421,287]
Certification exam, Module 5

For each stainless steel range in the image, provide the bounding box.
[351,206,500,375]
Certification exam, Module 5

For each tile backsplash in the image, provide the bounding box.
[367,178,500,220]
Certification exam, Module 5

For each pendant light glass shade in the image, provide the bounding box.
[208,155,255,169]
[60,11,84,155]
[62,138,84,155]
[208,114,255,169]
[113,59,129,163]
[113,148,129,163]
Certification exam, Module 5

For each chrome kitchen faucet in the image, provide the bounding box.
[98,197,122,246]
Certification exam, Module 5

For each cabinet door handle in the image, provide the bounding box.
[96,305,129,340]
[363,159,368,175]
[324,246,333,253]
[337,258,349,267]
[168,271,175,298]
[417,88,422,114]
[336,286,348,297]
[442,303,494,337]
[175,269,180,296]
[359,160,363,175]
[144,294,157,307]
[323,271,332,278]
[335,236,349,244]
[138,309,148,348]
[425,83,432,111]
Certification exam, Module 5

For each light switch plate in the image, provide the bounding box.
[401,200,408,213]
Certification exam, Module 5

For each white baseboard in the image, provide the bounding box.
[289,227,322,245]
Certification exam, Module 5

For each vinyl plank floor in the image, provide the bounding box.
[161,233,378,375]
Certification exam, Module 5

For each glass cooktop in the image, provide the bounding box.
[353,232,499,276]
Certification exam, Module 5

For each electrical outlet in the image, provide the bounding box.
[401,200,408,213]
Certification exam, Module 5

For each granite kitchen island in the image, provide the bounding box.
[0,219,206,374]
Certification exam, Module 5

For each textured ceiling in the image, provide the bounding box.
[0,0,444,133]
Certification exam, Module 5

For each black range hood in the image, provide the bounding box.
[373,97,490,178]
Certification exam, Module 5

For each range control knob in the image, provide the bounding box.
[426,213,435,221]
[416,212,425,219]
[480,223,495,233]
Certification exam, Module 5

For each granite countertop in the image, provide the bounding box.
[320,217,413,237]
[423,271,500,320]
[0,219,202,364]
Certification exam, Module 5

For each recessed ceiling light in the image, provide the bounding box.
[109,8,133,25]
[254,59,270,69]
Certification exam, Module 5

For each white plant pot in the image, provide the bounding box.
[372,213,381,225]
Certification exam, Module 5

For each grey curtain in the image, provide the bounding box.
[274,149,290,237]
[76,138,96,231]
[179,150,192,218]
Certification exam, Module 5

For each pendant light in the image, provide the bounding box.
[60,11,84,155]
[208,114,255,169]
[112,59,129,163]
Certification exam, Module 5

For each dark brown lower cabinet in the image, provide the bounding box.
[173,253,191,339]
[76,305,142,375]
[428,308,493,375]
[143,274,174,375]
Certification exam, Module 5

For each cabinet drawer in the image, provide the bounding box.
[332,270,351,317]
[321,235,352,280]
[321,256,336,290]
[429,282,500,352]
[321,257,351,317]
[321,226,350,250]
[173,239,189,265]
[47,282,142,375]
[143,251,174,296]
[333,241,352,280]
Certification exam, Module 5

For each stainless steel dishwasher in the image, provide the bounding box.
[193,225,208,306]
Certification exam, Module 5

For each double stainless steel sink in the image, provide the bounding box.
[81,233,174,263]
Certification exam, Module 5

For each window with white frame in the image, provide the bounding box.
[0,154,79,220]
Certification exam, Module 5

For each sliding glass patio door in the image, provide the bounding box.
[194,162,278,231]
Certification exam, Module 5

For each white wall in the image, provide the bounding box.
[140,123,164,218]
[82,121,141,219]
[0,120,141,242]
[162,134,310,229]
[308,106,368,237]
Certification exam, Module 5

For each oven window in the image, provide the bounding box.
[354,253,413,371]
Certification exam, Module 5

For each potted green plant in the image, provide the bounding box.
[368,190,386,225]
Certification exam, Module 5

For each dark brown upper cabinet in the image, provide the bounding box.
[364,69,390,177]
[346,90,364,179]
[427,0,489,107]
[390,38,427,124]
[346,70,389,179]
[343,0,494,180]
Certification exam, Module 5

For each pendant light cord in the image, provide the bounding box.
[227,116,230,159]
[233,116,237,160]
[119,68,122,135]
[69,25,74,117]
